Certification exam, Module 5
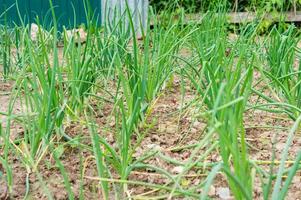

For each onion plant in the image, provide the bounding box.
[1,1,301,199]
[250,26,301,198]
[93,30,127,78]
[7,0,66,159]
[114,4,188,181]
[0,24,12,77]
[251,115,301,200]
[62,27,97,113]
[85,6,190,197]
[17,28,64,157]
[253,25,301,120]
[185,14,256,199]
[60,2,106,114]
[12,0,100,157]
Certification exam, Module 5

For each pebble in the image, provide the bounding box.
[172,166,184,174]
[217,187,231,199]
[208,185,216,196]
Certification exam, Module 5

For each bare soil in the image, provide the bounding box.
[0,47,301,199]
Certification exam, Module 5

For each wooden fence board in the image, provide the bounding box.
[185,12,301,24]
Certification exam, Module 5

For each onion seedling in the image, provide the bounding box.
[254,26,301,120]
[186,14,256,199]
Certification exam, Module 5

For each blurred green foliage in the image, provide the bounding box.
[150,0,301,13]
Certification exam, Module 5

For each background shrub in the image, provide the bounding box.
[150,0,301,13]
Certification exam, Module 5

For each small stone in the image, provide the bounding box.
[194,179,200,186]
[109,119,115,127]
[30,23,52,42]
[192,120,202,129]
[217,187,231,199]
[208,185,216,196]
[146,144,161,151]
[65,28,87,43]
[172,166,184,174]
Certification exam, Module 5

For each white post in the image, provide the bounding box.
[101,0,149,37]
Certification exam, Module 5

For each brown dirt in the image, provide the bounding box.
[0,80,24,142]
[126,77,301,199]
[1,45,301,199]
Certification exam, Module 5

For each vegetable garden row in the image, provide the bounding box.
[0,3,301,200]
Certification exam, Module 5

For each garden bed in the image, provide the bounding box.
[1,12,301,200]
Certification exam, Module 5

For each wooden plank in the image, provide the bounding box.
[185,12,301,24]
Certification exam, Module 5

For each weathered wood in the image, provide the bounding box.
[185,12,301,24]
